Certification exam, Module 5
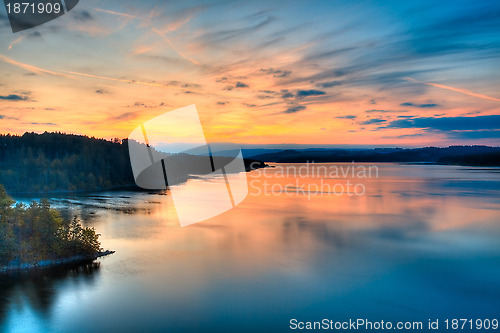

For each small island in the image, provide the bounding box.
[0,185,113,272]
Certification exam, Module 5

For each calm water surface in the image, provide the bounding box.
[1,164,499,332]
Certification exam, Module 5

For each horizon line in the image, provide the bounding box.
[1,131,499,149]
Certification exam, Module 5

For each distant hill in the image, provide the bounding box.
[0,132,266,194]
[252,146,500,166]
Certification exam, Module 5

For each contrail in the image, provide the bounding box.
[8,36,25,50]
[94,8,137,19]
[65,70,187,90]
[94,7,200,66]
[65,71,235,97]
[0,54,235,97]
[404,77,500,102]
[151,28,200,65]
[425,82,500,102]
[132,45,156,55]
[0,54,67,76]
[0,53,179,87]
[0,53,183,89]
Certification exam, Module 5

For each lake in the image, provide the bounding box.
[1,163,499,332]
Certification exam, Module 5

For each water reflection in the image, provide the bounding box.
[2,164,500,332]
[0,263,100,331]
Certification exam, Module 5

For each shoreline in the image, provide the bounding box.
[0,250,115,273]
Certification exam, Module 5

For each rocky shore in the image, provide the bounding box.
[0,250,115,273]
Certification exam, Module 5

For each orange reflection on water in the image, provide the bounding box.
[90,163,500,286]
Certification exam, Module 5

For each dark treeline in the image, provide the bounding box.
[0,132,135,193]
[252,146,500,166]
[0,132,268,194]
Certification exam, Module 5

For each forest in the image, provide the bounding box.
[0,132,136,193]
[0,184,101,267]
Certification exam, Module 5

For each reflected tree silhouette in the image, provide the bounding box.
[0,262,101,324]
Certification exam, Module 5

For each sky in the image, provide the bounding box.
[0,0,499,147]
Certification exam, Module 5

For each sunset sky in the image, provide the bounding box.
[1,0,499,147]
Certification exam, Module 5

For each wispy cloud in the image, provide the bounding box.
[261,68,291,78]
[72,9,95,22]
[0,94,30,101]
[109,111,139,121]
[199,15,274,44]
[235,82,249,88]
[365,109,408,113]
[284,105,306,113]
[388,115,500,131]
[335,115,357,119]
[317,81,342,88]
[361,118,386,125]
[400,102,439,108]
[296,90,326,99]
[449,130,500,139]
